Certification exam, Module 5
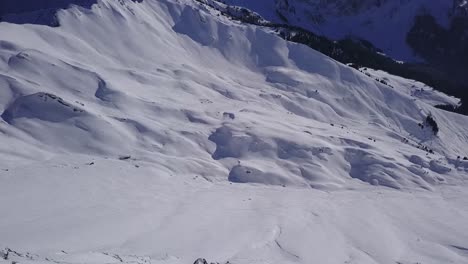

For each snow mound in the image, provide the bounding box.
[1,91,130,154]
[229,165,291,186]
[2,92,85,123]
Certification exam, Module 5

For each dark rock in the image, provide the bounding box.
[223,112,235,119]
[193,258,208,264]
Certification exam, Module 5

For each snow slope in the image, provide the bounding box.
[1,0,468,263]
[358,67,461,107]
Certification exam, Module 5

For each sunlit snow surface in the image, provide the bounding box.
[1,0,468,263]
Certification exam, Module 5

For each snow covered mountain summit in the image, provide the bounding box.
[1,0,468,263]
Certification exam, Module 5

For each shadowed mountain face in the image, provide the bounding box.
[407,14,468,82]
[276,0,467,17]
[276,0,389,16]
[272,0,467,60]
[0,0,96,14]
[0,0,142,25]
[0,0,97,25]
[404,10,468,113]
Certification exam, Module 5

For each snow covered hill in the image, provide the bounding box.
[1,0,468,263]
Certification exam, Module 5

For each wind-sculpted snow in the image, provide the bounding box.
[0,0,468,263]
[2,92,85,123]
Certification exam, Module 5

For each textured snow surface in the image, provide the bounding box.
[1,0,468,263]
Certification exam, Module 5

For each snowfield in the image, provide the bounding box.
[1,0,468,263]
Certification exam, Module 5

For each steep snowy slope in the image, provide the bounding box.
[358,67,461,107]
[1,0,468,263]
